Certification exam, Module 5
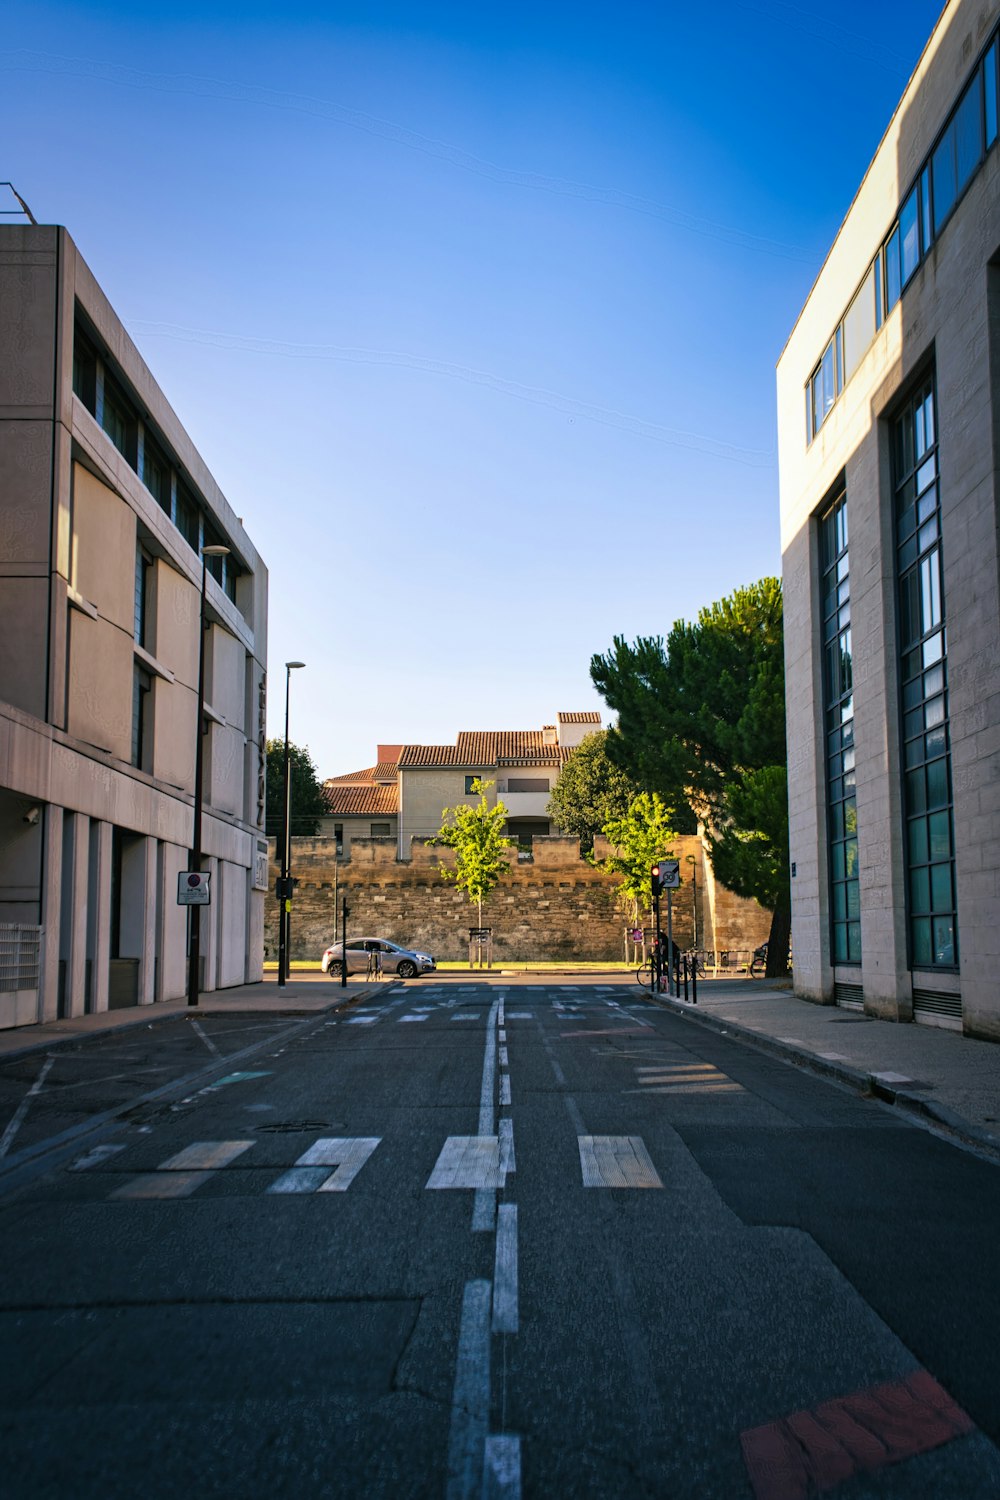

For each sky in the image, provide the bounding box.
[4,0,945,776]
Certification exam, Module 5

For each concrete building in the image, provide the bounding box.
[0,223,268,1027]
[319,712,602,857]
[777,0,1000,1038]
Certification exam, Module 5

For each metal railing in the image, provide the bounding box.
[0,924,42,993]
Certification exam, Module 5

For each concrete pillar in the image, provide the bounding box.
[61,812,90,1018]
[139,836,158,1006]
[39,804,64,1023]
[87,820,113,1013]
[202,855,218,992]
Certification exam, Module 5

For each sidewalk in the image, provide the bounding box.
[0,974,397,1062]
[649,979,1000,1160]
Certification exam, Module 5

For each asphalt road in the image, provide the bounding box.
[2,976,998,1499]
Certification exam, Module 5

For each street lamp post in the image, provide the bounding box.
[278,661,306,987]
[187,545,229,1008]
[685,852,699,951]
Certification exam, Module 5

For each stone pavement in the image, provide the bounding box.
[0,973,395,1062]
[649,978,1000,1161]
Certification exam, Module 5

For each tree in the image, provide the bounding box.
[547,730,639,853]
[599,792,678,922]
[429,779,515,927]
[265,739,327,840]
[591,578,790,977]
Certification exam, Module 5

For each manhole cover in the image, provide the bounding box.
[254,1121,343,1134]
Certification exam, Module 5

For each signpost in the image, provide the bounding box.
[651,860,681,996]
[177,871,211,906]
[469,927,493,970]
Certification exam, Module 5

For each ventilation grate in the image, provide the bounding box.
[834,981,864,1010]
[913,988,962,1020]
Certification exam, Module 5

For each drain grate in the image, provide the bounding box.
[254,1121,342,1134]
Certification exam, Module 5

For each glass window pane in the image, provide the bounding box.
[844,839,859,880]
[987,43,998,147]
[924,695,945,729]
[920,551,942,630]
[900,188,920,282]
[885,227,901,309]
[833,884,847,922]
[847,923,862,962]
[847,881,861,919]
[906,768,927,815]
[926,758,949,809]
[910,867,930,913]
[933,129,957,233]
[911,917,933,966]
[831,843,846,882]
[955,73,984,190]
[843,266,876,382]
[833,924,848,962]
[908,819,929,864]
[929,810,951,860]
[920,167,932,253]
[930,863,953,913]
[932,916,956,966]
[875,249,884,327]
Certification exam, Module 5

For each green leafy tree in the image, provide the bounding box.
[599,792,678,920]
[547,730,639,853]
[591,578,790,976]
[430,779,515,927]
[265,739,327,840]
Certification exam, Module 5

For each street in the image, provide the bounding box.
[2,976,999,1498]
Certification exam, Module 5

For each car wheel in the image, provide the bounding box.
[327,960,344,978]
[397,960,417,979]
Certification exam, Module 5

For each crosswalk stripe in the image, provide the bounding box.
[160,1140,255,1171]
[578,1135,663,1189]
[427,1136,504,1190]
[268,1137,381,1194]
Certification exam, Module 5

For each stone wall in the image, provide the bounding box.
[269,834,773,963]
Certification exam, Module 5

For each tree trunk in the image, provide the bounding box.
[765,895,791,978]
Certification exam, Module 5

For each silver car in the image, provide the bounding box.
[321,937,436,979]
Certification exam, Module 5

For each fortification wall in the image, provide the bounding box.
[268,834,772,962]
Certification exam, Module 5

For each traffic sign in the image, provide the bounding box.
[661,859,680,889]
[177,871,211,906]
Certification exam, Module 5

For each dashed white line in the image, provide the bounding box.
[492,1203,519,1334]
[446,1280,492,1500]
[578,1135,663,1188]
[483,1434,522,1498]
[0,1056,54,1159]
[499,1074,511,1106]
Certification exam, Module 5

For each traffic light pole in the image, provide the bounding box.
[652,886,661,994]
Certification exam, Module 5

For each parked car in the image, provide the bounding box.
[321,937,436,979]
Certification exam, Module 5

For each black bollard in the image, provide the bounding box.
[683,954,689,1003]
[692,955,698,1004]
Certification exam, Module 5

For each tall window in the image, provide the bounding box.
[821,491,860,963]
[893,379,958,969]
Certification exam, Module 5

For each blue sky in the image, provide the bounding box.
[4,0,944,775]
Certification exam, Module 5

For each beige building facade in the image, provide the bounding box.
[777,0,1000,1038]
[0,224,268,1027]
[319,713,601,857]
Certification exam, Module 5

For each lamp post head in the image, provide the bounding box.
[286,661,306,670]
[202,545,230,558]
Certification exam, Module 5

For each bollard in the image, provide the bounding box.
[692,956,698,1004]
[683,955,689,1003]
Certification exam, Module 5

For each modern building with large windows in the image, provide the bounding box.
[778,0,1000,1039]
[0,223,269,1028]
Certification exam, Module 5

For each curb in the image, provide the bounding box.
[644,989,1000,1163]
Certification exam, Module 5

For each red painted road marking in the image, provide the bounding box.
[740,1371,975,1499]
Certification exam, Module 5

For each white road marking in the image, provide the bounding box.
[451,1013,478,1021]
[473,995,502,1230]
[189,1019,223,1060]
[427,1136,504,1190]
[68,1142,126,1171]
[498,1118,515,1177]
[0,1055,54,1159]
[269,1137,381,1193]
[160,1140,255,1171]
[578,1136,663,1189]
[400,1014,430,1022]
[499,1074,511,1106]
[483,1435,522,1499]
[498,1029,506,1042]
[112,1171,212,1199]
[346,1016,378,1025]
[446,1280,491,1500]
[507,1012,532,1020]
[498,1045,509,1066]
[492,1203,519,1334]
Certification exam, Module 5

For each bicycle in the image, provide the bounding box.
[636,962,655,990]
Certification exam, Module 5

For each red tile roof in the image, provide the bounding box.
[557,711,601,723]
[398,731,573,769]
[321,782,399,816]
[326,766,377,785]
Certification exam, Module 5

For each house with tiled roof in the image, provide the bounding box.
[320,713,601,857]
